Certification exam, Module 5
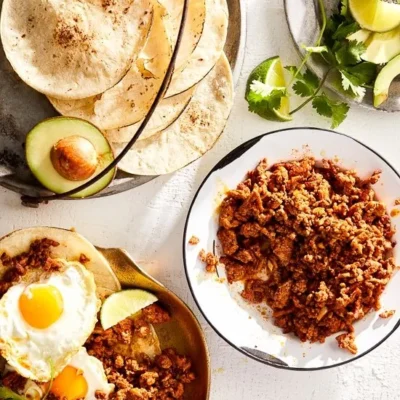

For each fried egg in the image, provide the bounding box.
[0,261,100,382]
[49,347,113,400]
[4,348,113,400]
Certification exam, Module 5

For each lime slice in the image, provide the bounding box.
[100,289,158,330]
[362,26,400,64]
[246,56,292,122]
[349,0,400,33]
[273,96,292,121]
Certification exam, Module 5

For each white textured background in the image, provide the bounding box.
[1,0,400,398]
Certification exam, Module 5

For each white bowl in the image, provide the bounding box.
[183,127,400,370]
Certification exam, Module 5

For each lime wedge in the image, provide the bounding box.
[246,56,292,122]
[362,26,400,64]
[349,0,400,33]
[100,289,158,330]
[273,96,292,122]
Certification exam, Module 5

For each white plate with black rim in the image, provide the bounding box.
[183,127,400,370]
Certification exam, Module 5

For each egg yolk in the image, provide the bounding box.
[19,285,64,329]
[50,366,88,400]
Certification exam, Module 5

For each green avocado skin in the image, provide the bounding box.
[374,53,400,107]
[25,116,116,198]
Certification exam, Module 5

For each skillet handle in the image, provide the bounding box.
[96,247,164,291]
[241,347,289,368]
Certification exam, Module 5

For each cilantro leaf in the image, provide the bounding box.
[312,93,349,128]
[303,69,320,89]
[284,65,299,77]
[338,62,376,99]
[340,0,349,17]
[340,70,366,99]
[332,21,359,40]
[335,40,366,65]
[344,63,377,85]
[246,83,285,118]
[293,81,313,97]
[286,67,320,97]
[321,48,338,66]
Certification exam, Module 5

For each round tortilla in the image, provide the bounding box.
[160,0,206,70]
[48,1,172,130]
[104,86,194,143]
[165,0,228,98]
[113,53,233,175]
[0,0,153,100]
[0,227,120,299]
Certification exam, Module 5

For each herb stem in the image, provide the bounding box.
[289,68,332,115]
[289,0,328,85]
[316,0,327,48]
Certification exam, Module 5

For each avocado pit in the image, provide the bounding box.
[50,136,98,181]
[25,117,116,198]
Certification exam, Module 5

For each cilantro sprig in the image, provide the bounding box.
[245,0,377,128]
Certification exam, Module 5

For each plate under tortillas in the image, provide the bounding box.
[113,52,233,175]
[0,0,153,100]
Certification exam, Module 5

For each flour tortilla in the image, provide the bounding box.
[0,227,120,299]
[105,86,194,143]
[0,0,153,100]
[160,0,206,70]
[48,1,172,130]
[165,0,228,98]
[113,53,233,175]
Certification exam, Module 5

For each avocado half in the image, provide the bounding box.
[25,117,116,198]
[374,54,400,107]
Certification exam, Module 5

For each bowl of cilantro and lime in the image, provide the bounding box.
[247,0,400,127]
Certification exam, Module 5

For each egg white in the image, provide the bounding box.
[3,348,113,400]
[0,262,100,382]
[60,347,114,399]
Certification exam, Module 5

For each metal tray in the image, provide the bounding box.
[99,247,210,399]
[284,0,400,112]
[0,0,246,199]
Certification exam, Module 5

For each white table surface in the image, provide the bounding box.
[1,1,400,399]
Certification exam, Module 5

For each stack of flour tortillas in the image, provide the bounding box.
[0,0,233,175]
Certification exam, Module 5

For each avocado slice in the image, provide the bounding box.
[26,117,116,198]
[362,26,400,64]
[374,54,400,107]
[349,0,400,33]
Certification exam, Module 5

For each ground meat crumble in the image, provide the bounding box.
[0,371,27,393]
[199,250,218,273]
[0,238,61,298]
[85,304,195,400]
[188,236,200,245]
[214,157,397,353]
[379,310,395,319]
